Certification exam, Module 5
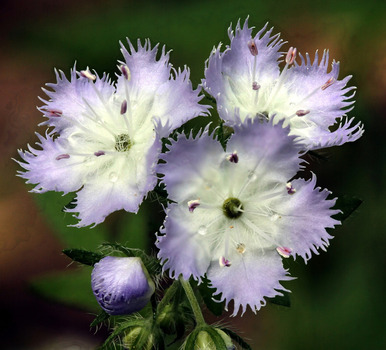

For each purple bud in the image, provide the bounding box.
[91,256,155,315]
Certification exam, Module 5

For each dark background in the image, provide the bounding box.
[1,0,385,349]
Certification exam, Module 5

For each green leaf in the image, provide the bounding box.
[267,290,291,307]
[332,195,363,222]
[30,268,99,312]
[221,328,252,350]
[91,310,110,328]
[196,277,225,316]
[63,248,104,266]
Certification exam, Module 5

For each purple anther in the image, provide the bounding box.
[227,151,239,163]
[276,246,292,258]
[120,65,131,81]
[121,100,127,115]
[188,199,200,213]
[47,108,62,117]
[94,151,105,157]
[321,77,335,90]
[252,82,261,91]
[219,256,231,267]
[286,182,296,194]
[296,109,310,117]
[247,40,258,56]
[80,70,96,81]
[55,153,70,161]
[285,47,297,65]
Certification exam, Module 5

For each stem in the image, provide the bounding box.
[179,276,205,325]
[155,279,180,317]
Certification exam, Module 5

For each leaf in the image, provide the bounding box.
[63,248,104,266]
[196,277,225,316]
[332,195,363,222]
[221,328,252,350]
[30,268,99,312]
[267,290,291,307]
[90,310,110,328]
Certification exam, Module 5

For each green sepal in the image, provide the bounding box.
[62,248,104,266]
[183,327,203,350]
[332,195,362,222]
[90,310,110,328]
[220,328,252,350]
[267,290,291,307]
[196,277,225,316]
[204,327,228,349]
[215,121,234,150]
[101,242,162,276]
[99,318,148,350]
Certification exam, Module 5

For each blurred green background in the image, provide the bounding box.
[1,0,385,349]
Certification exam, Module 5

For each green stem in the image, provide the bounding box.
[179,276,205,325]
[155,279,180,317]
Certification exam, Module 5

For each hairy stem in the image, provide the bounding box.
[179,276,205,325]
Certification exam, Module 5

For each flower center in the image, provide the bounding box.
[222,197,243,219]
[115,134,132,152]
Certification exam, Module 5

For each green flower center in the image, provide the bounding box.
[115,134,132,152]
[222,197,243,219]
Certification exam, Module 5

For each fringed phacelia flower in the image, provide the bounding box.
[156,119,340,316]
[91,256,155,315]
[16,40,207,227]
[203,19,364,150]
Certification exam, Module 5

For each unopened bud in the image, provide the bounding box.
[91,256,155,315]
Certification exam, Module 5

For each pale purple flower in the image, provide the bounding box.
[156,120,340,316]
[203,19,363,150]
[91,256,155,315]
[16,40,207,227]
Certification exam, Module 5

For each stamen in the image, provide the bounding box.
[227,151,239,163]
[47,108,62,117]
[236,243,246,254]
[252,82,260,90]
[120,65,131,81]
[121,100,127,115]
[276,246,292,258]
[219,256,231,267]
[56,154,70,160]
[188,199,200,213]
[286,182,296,194]
[94,151,105,157]
[296,109,310,117]
[80,69,96,81]
[247,40,258,56]
[321,77,335,90]
[285,47,297,65]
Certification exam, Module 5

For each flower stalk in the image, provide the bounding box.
[179,276,205,325]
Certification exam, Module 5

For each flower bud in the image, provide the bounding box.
[91,256,155,315]
[122,326,154,350]
[184,327,235,350]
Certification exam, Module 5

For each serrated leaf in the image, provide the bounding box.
[91,310,110,327]
[332,195,363,222]
[267,290,291,307]
[63,248,104,266]
[197,277,225,316]
[221,328,252,350]
[30,268,99,311]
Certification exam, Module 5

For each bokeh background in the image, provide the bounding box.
[1,0,385,349]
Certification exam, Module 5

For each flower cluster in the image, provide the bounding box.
[17,18,363,325]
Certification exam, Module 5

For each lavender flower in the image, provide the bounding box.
[156,120,340,315]
[16,40,207,227]
[203,19,363,150]
[91,256,155,315]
